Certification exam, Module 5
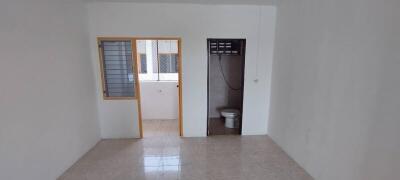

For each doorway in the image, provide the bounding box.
[207,39,246,136]
[135,38,183,138]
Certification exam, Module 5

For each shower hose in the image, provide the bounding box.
[218,55,242,91]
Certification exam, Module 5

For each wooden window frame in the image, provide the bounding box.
[97,37,139,100]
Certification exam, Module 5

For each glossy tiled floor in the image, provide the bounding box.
[58,119,313,180]
[143,119,179,137]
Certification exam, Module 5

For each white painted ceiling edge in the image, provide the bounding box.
[84,0,276,5]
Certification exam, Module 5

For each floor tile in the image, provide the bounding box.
[58,119,313,180]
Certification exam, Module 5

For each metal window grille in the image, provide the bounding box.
[159,54,178,73]
[99,40,136,97]
[138,40,179,81]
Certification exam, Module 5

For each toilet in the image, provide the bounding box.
[220,109,240,128]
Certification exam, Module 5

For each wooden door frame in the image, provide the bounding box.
[97,36,183,138]
[134,37,183,138]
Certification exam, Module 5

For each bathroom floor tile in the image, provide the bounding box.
[208,117,240,135]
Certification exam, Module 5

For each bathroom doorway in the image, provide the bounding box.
[207,39,246,136]
[135,38,183,137]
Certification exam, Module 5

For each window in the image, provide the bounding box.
[98,39,137,99]
[159,54,178,73]
[137,40,179,81]
[139,54,147,74]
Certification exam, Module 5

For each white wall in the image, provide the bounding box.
[0,0,101,180]
[88,2,276,137]
[98,100,139,138]
[140,81,179,120]
[86,0,276,6]
[269,0,400,180]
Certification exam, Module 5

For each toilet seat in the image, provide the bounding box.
[221,109,240,116]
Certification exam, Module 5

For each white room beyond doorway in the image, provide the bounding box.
[137,39,180,137]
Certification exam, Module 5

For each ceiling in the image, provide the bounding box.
[85,0,276,5]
